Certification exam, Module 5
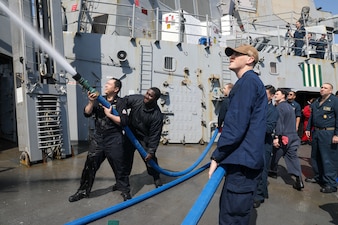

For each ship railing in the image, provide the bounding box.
[76,0,136,34]
[72,1,223,46]
[241,19,335,60]
[69,1,336,60]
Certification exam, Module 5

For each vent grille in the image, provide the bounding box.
[36,95,64,159]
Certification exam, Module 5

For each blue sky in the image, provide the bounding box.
[313,0,337,15]
[314,0,338,43]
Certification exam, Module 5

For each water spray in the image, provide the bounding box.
[0,1,76,76]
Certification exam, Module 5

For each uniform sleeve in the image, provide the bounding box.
[123,95,132,109]
[266,105,279,134]
[124,94,140,109]
[83,101,98,117]
[334,97,338,136]
[218,98,229,128]
[147,111,163,154]
[274,105,284,136]
[295,103,302,118]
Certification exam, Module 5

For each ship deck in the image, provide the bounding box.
[0,139,337,225]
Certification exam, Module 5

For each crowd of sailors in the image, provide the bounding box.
[218,80,338,212]
[213,44,337,224]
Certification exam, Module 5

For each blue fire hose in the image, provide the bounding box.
[72,73,218,177]
[64,163,210,225]
[68,74,223,225]
[181,166,225,225]
[124,127,218,177]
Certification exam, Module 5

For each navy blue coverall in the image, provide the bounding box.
[211,70,267,225]
[288,100,301,129]
[270,101,302,177]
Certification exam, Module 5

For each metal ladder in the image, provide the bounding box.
[140,41,153,93]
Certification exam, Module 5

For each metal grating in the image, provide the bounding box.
[36,95,64,160]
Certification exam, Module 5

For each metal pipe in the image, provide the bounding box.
[131,4,135,38]
[206,14,209,47]
[77,0,84,33]
[181,166,226,225]
[277,25,281,50]
[30,0,37,28]
[64,163,210,225]
[155,7,159,41]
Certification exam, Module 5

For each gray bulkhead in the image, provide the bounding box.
[63,0,338,144]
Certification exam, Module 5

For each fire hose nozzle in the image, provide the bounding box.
[72,73,98,94]
[72,73,82,81]
[72,73,110,109]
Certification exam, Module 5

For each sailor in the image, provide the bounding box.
[288,21,306,56]
[270,89,304,191]
[305,83,338,193]
[313,34,328,59]
[303,33,317,57]
[69,78,131,202]
[209,44,266,224]
[123,87,164,188]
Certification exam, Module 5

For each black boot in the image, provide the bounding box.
[154,178,163,188]
[121,192,132,201]
[268,170,277,179]
[68,190,89,202]
[293,176,304,191]
[153,175,163,188]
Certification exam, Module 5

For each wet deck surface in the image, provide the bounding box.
[1,139,338,225]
